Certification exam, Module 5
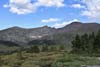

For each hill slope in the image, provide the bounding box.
[0,22,99,52]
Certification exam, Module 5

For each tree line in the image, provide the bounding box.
[26,45,65,53]
[71,30,100,54]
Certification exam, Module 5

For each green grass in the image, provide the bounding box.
[0,51,100,67]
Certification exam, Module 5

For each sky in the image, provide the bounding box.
[0,0,100,29]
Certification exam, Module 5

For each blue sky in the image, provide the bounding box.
[0,0,100,29]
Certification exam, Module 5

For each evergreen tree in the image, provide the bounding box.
[32,45,40,53]
[27,45,40,53]
[71,30,100,54]
[71,34,82,53]
[81,33,89,53]
[93,30,100,53]
[88,32,95,53]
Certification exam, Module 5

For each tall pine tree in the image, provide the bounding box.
[72,34,82,53]
[81,33,89,53]
[88,32,95,53]
[71,30,100,54]
[93,30,100,53]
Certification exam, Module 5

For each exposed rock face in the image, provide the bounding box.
[0,22,100,46]
[0,26,57,45]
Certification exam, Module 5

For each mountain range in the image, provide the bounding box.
[0,22,100,52]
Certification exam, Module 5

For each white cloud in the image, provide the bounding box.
[4,0,65,15]
[41,18,60,23]
[36,0,65,7]
[82,0,100,20]
[52,19,79,28]
[4,0,37,15]
[71,4,85,9]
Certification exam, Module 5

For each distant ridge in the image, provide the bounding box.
[0,22,99,49]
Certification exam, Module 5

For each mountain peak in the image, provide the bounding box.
[42,25,49,28]
[1,26,27,31]
[40,25,54,29]
[71,22,82,25]
[62,22,82,28]
[10,26,22,29]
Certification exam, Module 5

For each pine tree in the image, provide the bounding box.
[28,45,40,53]
[31,45,40,53]
[88,32,95,53]
[93,30,100,53]
[71,30,100,54]
[71,34,82,53]
[81,33,89,53]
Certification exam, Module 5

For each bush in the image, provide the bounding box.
[27,45,40,53]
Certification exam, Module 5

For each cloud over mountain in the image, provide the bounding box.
[52,19,79,28]
[41,18,60,23]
